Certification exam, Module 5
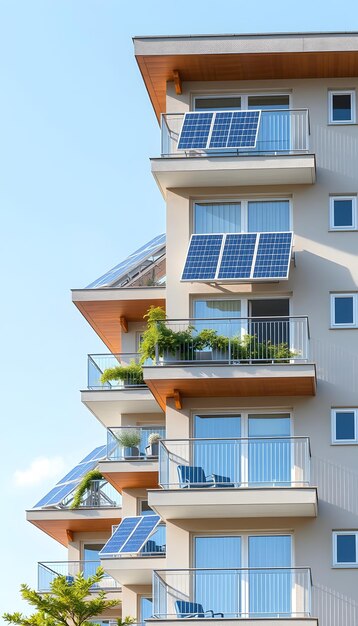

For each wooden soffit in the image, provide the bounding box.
[136,50,358,120]
[27,510,121,547]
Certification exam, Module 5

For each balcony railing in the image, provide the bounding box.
[61,479,120,508]
[161,109,310,157]
[107,426,166,460]
[87,353,145,390]
[158,437,311,489]
[153,568,312,619]
[38,561,120,592]
[149,316,310,365]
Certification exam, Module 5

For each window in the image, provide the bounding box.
[329,196,357,230]
[328,90,356,124]
[331,294,357,327]
[332,409,358,444]
[193,199,290,234]
[333,531,358,567]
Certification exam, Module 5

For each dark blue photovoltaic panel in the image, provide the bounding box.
[218,234,257,279]
[182,234,223,281]
[178,112,213,149]
[253,232,292,279]
[209,111,260,149]
[100,518,140,555]
[121,516,160,552]
[33,445,108,508]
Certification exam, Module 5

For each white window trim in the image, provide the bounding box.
[333,531,358,567]
[331,409,358,444]
[328,90,356,124]
[330,293,358,328]
[329,196,357,231]
[192,197,293,235]
[192,92,292,111]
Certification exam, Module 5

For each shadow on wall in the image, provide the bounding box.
[312,456,358,515]
[311,337,358,390]
[312,123,358,179]
[313,583,358,626]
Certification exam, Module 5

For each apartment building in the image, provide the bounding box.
[26,32,358,626]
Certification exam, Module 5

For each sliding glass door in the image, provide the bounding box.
[194,415,241,485]
[249,535,292,617]
[248,414,291,486]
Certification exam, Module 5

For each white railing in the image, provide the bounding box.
[107,426,166,460]
[149,316,310,365]
[153,568,312,619]
[159,437,311,489]
[62,479,120,508]
[87,353,145,389]
[38,561,120,592]
[161,109,310,157]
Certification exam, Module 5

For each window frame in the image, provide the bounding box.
[330,293,357,328]
[329,196,357,231]
[191,197,292,235]
[328,90,356,125]
[331,408,358,444]
[192,92,292,112]
[333,531,358,567]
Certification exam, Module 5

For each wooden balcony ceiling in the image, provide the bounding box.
[99,460,160,492]
[135,34,358,119]
[72,291,165,353]
[27,509,121,547]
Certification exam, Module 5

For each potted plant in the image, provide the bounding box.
[146,432,161,457]
[116,430,142,458]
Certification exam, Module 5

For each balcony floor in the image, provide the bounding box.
[99,459,159,492]
[102,555,166,585]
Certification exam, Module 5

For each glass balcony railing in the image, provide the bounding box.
[161,109,310,157]
[38,561,120,592]
[158,437,311,489]
[107,426,166,461]
[61,479,120,508]
[147,316,310,365]
[87,353,146,390]
[153,568,312,619]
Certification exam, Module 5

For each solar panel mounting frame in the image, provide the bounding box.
[99,515,161,558]
[177,109,262,151]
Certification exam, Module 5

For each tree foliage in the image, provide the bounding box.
[3,568,119,626]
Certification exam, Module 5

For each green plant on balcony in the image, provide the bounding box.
[70,469,103,509]
[146,431,162,457]
[100,360,144,386]
[116,429,142,457]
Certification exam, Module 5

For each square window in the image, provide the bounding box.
[330,197,356,230]
[334,533,358,566]
[331,294,356,327]
[329,91,356,124]
[332,409,357,443]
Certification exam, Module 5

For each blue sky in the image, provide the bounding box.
[1,0,358,619]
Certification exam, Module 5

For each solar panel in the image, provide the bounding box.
[218,233,257,279]
[86,233,166,289]
[253,232,293,279]
[177,110,261,151]
[181,232,293,282]
[181,234,223,281]
[100,515,161,556]
[33,445,108,508]
[99,517,140,555]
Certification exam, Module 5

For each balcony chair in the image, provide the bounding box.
[177,465,234,488]
[175,601,224,618]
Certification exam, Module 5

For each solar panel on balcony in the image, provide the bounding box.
[177,110,261,150]
[218,233,257,279]
[100,515,161,556]
[181,232,292,282]
[253,232,293,279]
[33,445,107,508]
[181,234,223,281]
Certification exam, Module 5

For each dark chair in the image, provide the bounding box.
[175,601,224,618]
[177,465,234,488]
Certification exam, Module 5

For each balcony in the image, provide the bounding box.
[38,560,121,594]
[149,438,317,520]
[151,568,317,625]
[98,426,165,492]
[152,110,315,196]
[101,524,166,585]
[83,353,161,426]
[27,480,121,546]
[143,317,316,409]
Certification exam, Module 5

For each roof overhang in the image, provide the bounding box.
[72,287,166,352]
[133,32,358,119]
